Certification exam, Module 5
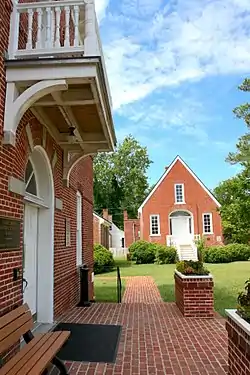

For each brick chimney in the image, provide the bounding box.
[123,210,128,220]
[108,214,112,223]
[102,209,109,220]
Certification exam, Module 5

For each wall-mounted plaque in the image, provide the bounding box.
[65,218,71,247]
[0,217,21,251]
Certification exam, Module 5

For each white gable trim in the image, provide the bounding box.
[93,212,110,227]
[138,156,221,213]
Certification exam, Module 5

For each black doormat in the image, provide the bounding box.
[53,323,122,363]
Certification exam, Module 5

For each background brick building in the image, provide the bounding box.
[93,211,111,249]
[124,156,223,255]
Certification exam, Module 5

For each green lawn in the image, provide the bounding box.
[94,260,250,316]
[94,278,125,302]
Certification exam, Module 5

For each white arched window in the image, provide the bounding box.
[25,160,37,196]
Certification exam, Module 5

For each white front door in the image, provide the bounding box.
[23,204,38,316]
[171,217,190,243]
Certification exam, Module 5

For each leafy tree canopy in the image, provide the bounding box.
[214,171,250,244]
[227,78,250,169]
[214,78,250,243]
[93,135,152,228]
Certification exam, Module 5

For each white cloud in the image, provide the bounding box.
[117,95,211,143]
[95,0,110,22]
[100,0,250,109]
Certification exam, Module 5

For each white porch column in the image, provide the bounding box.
[84,0,98,56]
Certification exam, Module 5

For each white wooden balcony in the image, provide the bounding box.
[4,0,115,185]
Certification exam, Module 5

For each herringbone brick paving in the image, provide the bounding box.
[56,276,228,374]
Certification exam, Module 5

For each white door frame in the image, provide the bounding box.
[24,145,55,324]
[169,210,194,242]
[23,204,39,317]
[76,191,82,266]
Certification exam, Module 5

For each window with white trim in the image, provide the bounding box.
[174,183,185,204]
[203,213,213,234]
[25,160,37,196]
[150,215,160,235]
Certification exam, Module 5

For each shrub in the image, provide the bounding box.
[203,243,250,263]
[176,260,209,276]
[129,240,156,264]
[195,236,206,262]
[237,279,250,323]
[155,245,177,264]
[94,244,115,274]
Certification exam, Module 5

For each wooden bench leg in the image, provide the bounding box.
[52,356,69,375]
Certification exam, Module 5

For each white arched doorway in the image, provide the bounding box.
[169,210,194,244]
[23,146,54,324]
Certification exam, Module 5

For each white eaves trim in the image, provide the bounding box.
[93,212,111,227]
[138,155,221,213]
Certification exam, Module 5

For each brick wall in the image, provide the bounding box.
[123,210,140,248]
[0,0,94,320]
[93,214,110,249]
[226,317,250,375]
[0,115,94,319]
[93,215,100,244]
[141,160,222,245]
[175,272,214,318]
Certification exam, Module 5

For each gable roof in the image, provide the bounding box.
[93,212,112,225]
[138,155,221,213]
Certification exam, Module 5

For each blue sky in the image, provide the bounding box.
[95,0,250,190]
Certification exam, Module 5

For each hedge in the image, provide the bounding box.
[128,240,177,264]
[94,244,115,274]
[203,243,250,263]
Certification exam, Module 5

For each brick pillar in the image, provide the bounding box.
[226,312,250,375]
[175,271,214,318]
[123,210,128,220]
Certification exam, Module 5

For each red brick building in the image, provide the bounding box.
[0,0,116,325]
[123,211,140,248]
[125,156,223,258]
[93,211,112,249]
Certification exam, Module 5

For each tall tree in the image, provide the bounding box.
[227,78,250,168]
[214,78,250,243]
[93,135,152,228]
[214,171,250,244]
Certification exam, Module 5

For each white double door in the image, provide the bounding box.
[23,204,39,316]
[171,217,191,244]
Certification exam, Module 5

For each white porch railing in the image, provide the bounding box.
[166,235,199,261]
[8,0,112,106]
[167,234,201,245]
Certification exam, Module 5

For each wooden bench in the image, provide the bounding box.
[0,304,70,375]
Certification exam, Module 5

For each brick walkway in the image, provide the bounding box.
[58,276,228,375]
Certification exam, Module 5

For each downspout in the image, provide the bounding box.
[132,222,135,243]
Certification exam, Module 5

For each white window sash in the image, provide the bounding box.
[174,183,185,204]
[150,214,160,236]
[202,213,213,234]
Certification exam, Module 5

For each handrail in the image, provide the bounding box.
[117,266,122,303]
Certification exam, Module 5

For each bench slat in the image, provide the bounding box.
[0,314,33,355]
[15,331,70,375]
[0,305,29,330]
[26,332,70,375]
[0,334,44,375]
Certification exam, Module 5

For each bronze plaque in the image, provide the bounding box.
[0,217,21,251]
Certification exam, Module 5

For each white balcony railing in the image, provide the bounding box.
[8,0,112,105]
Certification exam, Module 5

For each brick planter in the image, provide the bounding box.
[225,309,250,375]
[174,270,214,318]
